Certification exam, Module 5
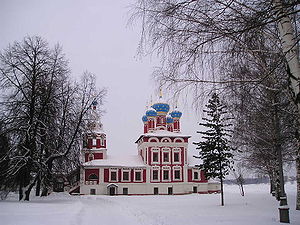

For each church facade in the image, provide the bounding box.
[80,98,220,195]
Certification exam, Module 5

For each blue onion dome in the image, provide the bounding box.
[151,102,170,114]
[142,115,148,122]
[166,116,174,124]
[146,108,157,117]
[170,110,182,118]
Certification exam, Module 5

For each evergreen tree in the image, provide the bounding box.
[194,93,234,206]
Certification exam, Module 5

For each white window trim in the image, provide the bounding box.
[172,148,181,164]
[151,148,160,164]
[162,148,171,164]
[134,169,143,182]
[121,169,130,182]
[100,138,104,146]
[151,167,160,182]
[173,166,182,181]
[92,138,97,146]
[161,137,171,143]
[109,168,118,182]
[174,138,184,143]
[162,166,171,182]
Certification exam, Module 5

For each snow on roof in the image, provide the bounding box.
[135,130,191,143]
[83,155,146,167]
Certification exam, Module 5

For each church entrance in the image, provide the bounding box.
[109,187,116,196]
[107,183,118,196]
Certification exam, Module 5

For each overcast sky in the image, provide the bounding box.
[0,0,201,156]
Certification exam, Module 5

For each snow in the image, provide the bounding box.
[135,130,191,143]
[1,183,300,225]
[143,130,191,137]
[83,155,146,167]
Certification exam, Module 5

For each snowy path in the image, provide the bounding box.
[1,184,300,225]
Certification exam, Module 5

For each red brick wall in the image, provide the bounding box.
[104,169,109,182]
[94,153,103,160]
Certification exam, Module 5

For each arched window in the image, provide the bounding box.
[88,153,94,161]
[88,173,98,180]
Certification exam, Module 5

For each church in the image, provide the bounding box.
[79,97,220,195]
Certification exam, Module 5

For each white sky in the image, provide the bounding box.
[0,0,201,157]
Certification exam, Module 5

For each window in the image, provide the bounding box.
[111,171,117,181]
[193,186,198,193]
[88,153,94,161]
[154,187,159,195]
[123,171,129,181]
[193,171,199,180]
[123,188,128,195]
[90,189,96,195]
[163,152,169,162]
[174,152,179,162]
[100,138,104,146]
[173,149,181,164]
[92,139,97,146]
[163,170,169,180]
[168,187,173,195]
[88,173,98,180]
[153,170,159,180]
[153,152,159,162]
[174,170,180,180]
[135,171,141,181]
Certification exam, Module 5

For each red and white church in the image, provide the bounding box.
[79,97,220,195]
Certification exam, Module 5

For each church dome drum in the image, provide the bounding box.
[166,116,174,124]
[170,110,182,118]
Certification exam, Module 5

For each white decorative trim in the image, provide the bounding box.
[161,137,171,142]
[162,166,171,182]
[151,166,160,182]
[121,168,130,182]
[172,148,181,164]
[151,148,160,164]
[162,148,171,164]
[109,168,118,182]
[174,138,184,143]
[192,168,201,181]
[85,181,97,185]
[149,137,159,142]
[134,169,143,182]
[173,166,182,181]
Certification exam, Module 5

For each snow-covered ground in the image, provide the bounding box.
[1,183,299,225]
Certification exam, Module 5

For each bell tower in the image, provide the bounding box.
[82,100,107,162]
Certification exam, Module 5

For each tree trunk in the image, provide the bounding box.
[274,0,300,210]
[35,176,41,196]
[41,187,49,197]
[220,175,224,206]
[219,159,224,206]
[18,183,23,201]
[297,157,300,210]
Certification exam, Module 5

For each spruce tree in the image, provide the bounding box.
[194,93,234,206]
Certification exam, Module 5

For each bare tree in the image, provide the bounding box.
[0,37,106,200]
